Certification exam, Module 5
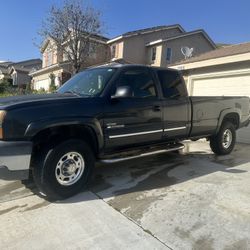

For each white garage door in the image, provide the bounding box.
[190,71,250,143]
[34,79,50,91]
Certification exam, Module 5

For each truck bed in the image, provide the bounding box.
[189,96,250,137]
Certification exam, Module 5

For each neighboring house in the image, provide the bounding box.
[0,61,13,81]
[9,59,42,87]
[30,34,110,91]
[9,67,32,87]
[107,24,216,66]
[0,59,41,87]
[170,42,250,143]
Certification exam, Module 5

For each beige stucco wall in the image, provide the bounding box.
[32,43,109,91]
[110,28,182,64]
[42,39,109,71]
[82,43,110,67]
[161,33,214,67]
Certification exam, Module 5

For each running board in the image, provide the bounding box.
[99,143,184,164]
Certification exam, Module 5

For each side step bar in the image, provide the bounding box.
[99,143,184,164]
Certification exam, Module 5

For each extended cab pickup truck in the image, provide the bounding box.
[0,64,249,199]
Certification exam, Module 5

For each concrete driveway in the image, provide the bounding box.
[1,140,250,250]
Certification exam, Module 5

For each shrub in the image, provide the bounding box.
[0,79,12,93]
[49,73,57,93]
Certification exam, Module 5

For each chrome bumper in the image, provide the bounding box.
[0,141,32,180]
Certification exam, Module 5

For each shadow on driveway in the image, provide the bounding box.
[2,141,249,204]
[59,142,250,205]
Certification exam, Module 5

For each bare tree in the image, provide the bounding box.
[40,0,103,74]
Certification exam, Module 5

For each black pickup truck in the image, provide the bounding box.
[0,63,249,199]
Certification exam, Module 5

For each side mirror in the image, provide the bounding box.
[111,86,133,99]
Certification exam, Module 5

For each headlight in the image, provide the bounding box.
[0,110,6,139]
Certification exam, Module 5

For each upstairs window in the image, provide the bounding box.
[12,73,17,85]
[166,48,172,63]
[111,44,117,58]
[151,47,156,62]
[47,51,53,66]
[89,43,97,59]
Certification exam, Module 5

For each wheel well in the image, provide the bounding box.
[222,113,239,129]
[31,125,99,157]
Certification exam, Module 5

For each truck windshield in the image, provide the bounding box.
[58,68,117,97]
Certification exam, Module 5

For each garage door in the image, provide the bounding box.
[191,73,250,96]
[190,72,250,143]
[34,79,50,91]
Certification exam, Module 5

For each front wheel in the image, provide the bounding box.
[209,121,236,155]
[32,139,95,200]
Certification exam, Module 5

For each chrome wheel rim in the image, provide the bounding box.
[55,152,85,186]
[222,129,232,149]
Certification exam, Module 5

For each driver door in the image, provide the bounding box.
[103,67,163,151]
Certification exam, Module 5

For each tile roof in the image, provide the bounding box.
[146,29,216,48]
[0,65,9,74]
[108,24,185,43]
[10,66,31,73]
[0,61,14,67]
[121,24,185,37]
[13,59,42,67]
[173,41,250,65]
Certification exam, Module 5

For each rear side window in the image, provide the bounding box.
[157,70,186,98]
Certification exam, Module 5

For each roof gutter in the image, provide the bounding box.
[170,52,250,70]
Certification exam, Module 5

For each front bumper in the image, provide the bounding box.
[0,141,32,180]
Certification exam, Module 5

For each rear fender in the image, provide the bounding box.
[216,108,241,134]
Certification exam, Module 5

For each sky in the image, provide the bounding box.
[0,0,250,62]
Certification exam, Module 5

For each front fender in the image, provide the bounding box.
[24,117,104,150]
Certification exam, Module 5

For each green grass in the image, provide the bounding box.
[0,93,16,98]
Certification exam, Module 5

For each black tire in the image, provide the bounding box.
[210,121,236,155]
[32,139,95,200]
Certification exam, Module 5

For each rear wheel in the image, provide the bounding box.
[210,121,236,155]
[32,139,95,200]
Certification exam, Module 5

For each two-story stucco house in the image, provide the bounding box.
[30,34,110,91]
[108,24,216,67]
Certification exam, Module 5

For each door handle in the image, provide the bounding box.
[153,105,161,111]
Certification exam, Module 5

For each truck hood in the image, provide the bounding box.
[0,93,82,109]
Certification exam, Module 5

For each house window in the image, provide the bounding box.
[12,73,17,86]
[47,51,53,66]
[166,48,172,63]
[111,45,116,58]
[151,47,156,62]
[89,43,97,59]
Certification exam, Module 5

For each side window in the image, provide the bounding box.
[151,47,156,62]
[166,48,172,63]
[111,44,116,58]
[157,70,185,98]
[117,69,157,98]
